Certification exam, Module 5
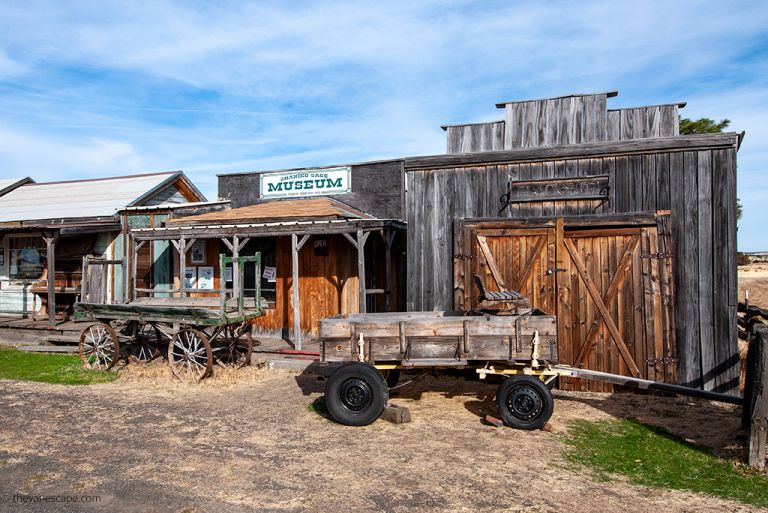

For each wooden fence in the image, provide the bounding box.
[743,320,768,470]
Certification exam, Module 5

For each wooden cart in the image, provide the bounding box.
[319,310,559,429]
[73,254,263,382]
[318,310,742,429]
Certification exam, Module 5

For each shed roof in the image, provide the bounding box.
[0,171,201,224]
[165,198,375,226]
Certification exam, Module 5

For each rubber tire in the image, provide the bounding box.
[496,375,554,430]
[383,369,401,389]
[325,363,389,426]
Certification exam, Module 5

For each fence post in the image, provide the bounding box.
[745,323,768,470]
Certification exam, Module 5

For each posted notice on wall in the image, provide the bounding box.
[263,266,276,282]
[184,268,197,289]
[198,266,215,290]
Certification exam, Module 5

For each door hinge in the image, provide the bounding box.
[641,252,671,260]
[453,254,474,260]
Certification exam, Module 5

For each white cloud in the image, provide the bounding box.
[0,126,147,180]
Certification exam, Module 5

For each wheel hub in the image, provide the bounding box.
[506,386,543,421]
[339,378,373,412]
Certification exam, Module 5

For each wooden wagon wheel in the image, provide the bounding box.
[214,322,254,368]
[79,322,120,370]
[127,322,162,364]
[168,328,213,382]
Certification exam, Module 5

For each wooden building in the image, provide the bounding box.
[409,92,741,394]
[0,171,207,326]
[128,163,407,348]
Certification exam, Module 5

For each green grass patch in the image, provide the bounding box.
[0,346,117,385]
[564,419,768,508]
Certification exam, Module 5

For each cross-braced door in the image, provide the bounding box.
[454,218,677,391]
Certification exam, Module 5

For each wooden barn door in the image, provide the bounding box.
[556,226,676,391]
[455,218,676,391]
[458,227,556,313]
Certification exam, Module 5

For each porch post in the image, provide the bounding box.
[178,238,187,298]
[291,233,310,350]
[356,229,370,314]
[42,232,58,328]
[382,230,395,312]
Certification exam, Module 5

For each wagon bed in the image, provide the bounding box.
[73,253,264,382]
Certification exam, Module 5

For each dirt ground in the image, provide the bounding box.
[0,363,762,513]
[739,264,768,308]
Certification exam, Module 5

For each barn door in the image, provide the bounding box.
[556,225,676,391]
[457,227,556,313]
[454,218,676,391]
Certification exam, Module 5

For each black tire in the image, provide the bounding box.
[495,375,554,430]
[325,363,389,426]
[383,369,401,389]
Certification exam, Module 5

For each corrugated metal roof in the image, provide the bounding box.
[165,198,375,226]
[0,172,182,222]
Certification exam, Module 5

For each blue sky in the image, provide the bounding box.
[0,1,766,249]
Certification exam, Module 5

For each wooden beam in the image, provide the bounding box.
[291,233,302,350]
[342,232,358,249]
[405,132,739,170]
[573,234,640,367]
[511,235,546,292]
[357,229,370,314]
[236,237,250,253]
[476,235,507,290]
[296,234,310,251]
[564,237,642,377]
[42,232,58,328]
[220,237,234,252]
[383,230,393,312]
[746,324,768,469]
[178,238,187,298]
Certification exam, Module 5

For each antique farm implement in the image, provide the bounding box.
[74,254,263,382]
[318,309,742,429]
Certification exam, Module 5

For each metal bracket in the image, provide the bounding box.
[453,254,474,261]
[641,252,671,260]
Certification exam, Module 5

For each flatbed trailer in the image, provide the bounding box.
[73,254,263,382]
[318,310,741,429]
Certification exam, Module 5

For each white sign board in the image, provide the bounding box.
[260,166,351,198]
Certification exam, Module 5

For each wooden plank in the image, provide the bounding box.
[357,229,369,315]
[512,236,546,293]
[573,234,640,367]
[564,237,642,377]
[43,233,57,327]
[745,325,768,469]
[697,150,715,390]
[291,232,302,349]
[476,235,507,291]
[681,151,701,387]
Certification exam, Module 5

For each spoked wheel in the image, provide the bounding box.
[325,363,388,426]
[79,322,120,370]
[495,375,554,430]
[168,328,213,382]
[214,323,254,367]
[127,322,162,364]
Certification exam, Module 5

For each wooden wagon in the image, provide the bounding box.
[319,310,562,429]
[318,308,742,429]
[74,254,263,382]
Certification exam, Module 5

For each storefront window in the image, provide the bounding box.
[9,236,46,280]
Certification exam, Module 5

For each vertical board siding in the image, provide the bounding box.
[607,105,681,141]
[446,122,505,153]
[406,142,739,393]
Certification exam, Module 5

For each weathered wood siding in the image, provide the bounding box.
[446,95,684,154]
[405,134,739,393]
[607,104,682,141]
[218,160,405,220]
[445,121,505,153]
